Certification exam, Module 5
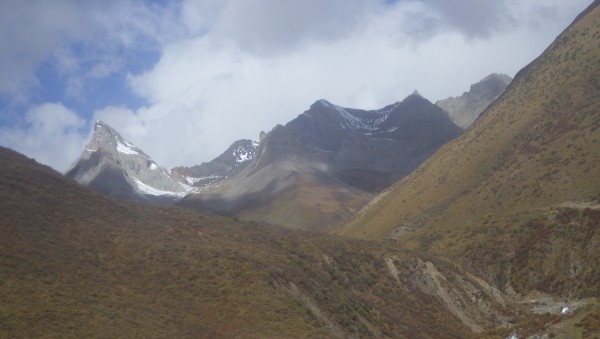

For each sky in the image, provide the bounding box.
[0,0,592,171]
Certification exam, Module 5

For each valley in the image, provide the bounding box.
[1,1,599,338]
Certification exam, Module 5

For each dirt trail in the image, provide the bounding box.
[557,201,600,210]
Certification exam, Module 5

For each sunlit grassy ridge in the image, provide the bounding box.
[335,1,600,300]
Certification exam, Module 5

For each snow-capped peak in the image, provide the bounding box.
[67,120,196,203]
[316,99,395,132]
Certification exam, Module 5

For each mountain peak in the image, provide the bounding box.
[436,73,512,128]
[67,122,193,203]
[171,138,260,187]
[315,99,331,106]
[411,90,422,97]
[93,120,115,133]
[84,120,144,158]
[480,73,512,85]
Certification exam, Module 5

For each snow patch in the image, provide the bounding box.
[235,149,252,162]
[233,143,258,163]
[116,140,138,155]
[186,175,223,185]
[318,99,396,132]
[149,163,158,170]
[561,306,570,314]
[178,181,195,192]
[132,177,186,197]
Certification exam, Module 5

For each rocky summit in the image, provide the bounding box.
[436,73,512,128]
[172,139,259,187]
[267,93,464,192]
[66,121,193,204]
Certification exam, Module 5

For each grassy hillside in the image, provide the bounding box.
[6,145,594,338]
[335,1,600,300]
[4,146,523,338]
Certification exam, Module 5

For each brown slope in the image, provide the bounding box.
[3,146,533,337]
[179,154,374,232]
[335,1,600,298]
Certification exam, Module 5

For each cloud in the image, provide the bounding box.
[0,0,180,105]
[180,0,374,55]
[422,0,511,38]
[0,0,83,103]
[0,0,593,171]
[0,103,88,171]
[105,0,590,168]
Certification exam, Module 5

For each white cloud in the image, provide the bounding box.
[0,0,593,171]
[180,0,374,54]
[0,1,84,103]
[104,0,591,168]
[0,103,88,171]
[0,0,180,105]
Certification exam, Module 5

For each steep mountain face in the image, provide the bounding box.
[336,0,600,302]
[172,139,259,187]
[436,73,512,128]
[66,121,192,203]
[180,93,463,231]
[281,93,464,191]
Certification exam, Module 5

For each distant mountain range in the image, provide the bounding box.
[66,73,509,230]
[180,93,463,230]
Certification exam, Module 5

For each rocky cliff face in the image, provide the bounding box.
[436,73,512,128]
[172,139,259,187]
[263,93,464,192]
[66,121,192,203]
